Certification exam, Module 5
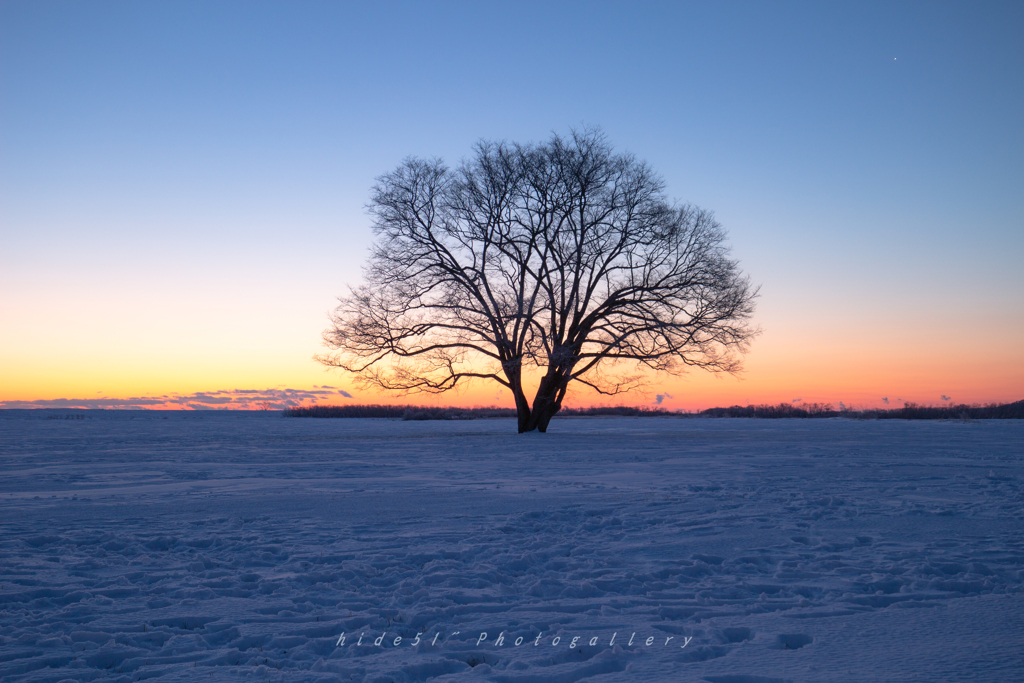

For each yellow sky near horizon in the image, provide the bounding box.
[3,301,1020,410]
[5,264,1021,410]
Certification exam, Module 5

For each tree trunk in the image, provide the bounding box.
[513,388,532,433]
[505,362,571,433]
[522,372,568,433]
[503,364,534,433]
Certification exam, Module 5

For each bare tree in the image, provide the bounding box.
[318,129,758,432]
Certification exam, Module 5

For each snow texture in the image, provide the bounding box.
[1,411,1022,681]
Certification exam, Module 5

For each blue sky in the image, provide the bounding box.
[2,1,1022,408]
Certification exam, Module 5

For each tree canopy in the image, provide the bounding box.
[319,129,758,432]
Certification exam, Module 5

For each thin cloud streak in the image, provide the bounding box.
[0,387,354,410]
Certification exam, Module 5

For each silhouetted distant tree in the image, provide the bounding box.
[318,129,758,432]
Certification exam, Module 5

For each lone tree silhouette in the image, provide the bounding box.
[319,129,758,432]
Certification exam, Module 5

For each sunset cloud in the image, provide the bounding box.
[0,387,353,410]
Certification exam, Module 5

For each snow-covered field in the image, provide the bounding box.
[1,411,1022,682]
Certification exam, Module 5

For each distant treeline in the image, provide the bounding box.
[283,400,1024,420]
[282,404,675,420]
[700,400,1024,419]
[700,402,836,418]
[877,401,1024,420]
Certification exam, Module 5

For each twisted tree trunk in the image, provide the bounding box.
[514,370,570,433]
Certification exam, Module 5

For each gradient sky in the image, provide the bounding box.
[2,1,1022,411]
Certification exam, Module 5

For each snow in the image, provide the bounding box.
[1,411,1022,681]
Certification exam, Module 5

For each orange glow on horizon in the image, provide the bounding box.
[3,291,1021,410]
[3,346,1020,411]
